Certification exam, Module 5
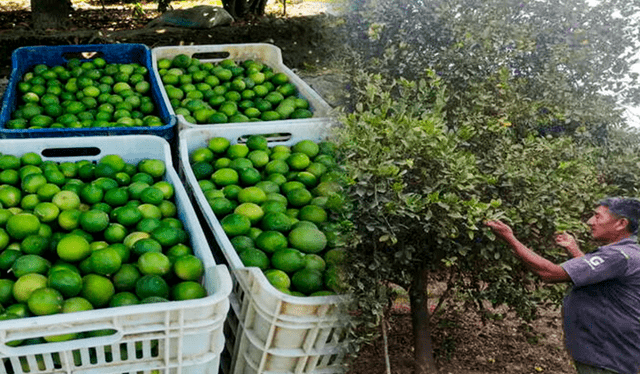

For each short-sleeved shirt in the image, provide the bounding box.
[561,237,640,374]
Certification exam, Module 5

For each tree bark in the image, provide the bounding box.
[410,267,437,374]
[31,0,72,30]
[223,0,268,19]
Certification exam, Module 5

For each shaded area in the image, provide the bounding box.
[347,307,574,374]
[0,6,344,78]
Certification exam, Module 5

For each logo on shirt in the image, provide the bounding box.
[584,256,604,270]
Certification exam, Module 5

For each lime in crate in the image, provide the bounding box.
[179,121,351,374]
[0,135,231,374]
[152,44,332,131]
[0,44,176,140]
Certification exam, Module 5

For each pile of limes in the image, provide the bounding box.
[190,134,347,296]
[156,54,314,125]
[0,152,207,345]
[6,57,165,130]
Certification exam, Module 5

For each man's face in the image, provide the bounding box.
[587,205,626,242]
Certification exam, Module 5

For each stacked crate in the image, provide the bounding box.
[0,45,232,374]
[178,122,351,374]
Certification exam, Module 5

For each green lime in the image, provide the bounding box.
[89,247,122,276]
[81,274,115,308]
[109,292,140,307]
[173,254,204,281]
[113,263,141,292]
[288,227,327,254]
[48,269,82,298]
[12,254,51,278]
[238,248,269,270]
[291,268,323,295]
[271,248,306,273]
[261,212,293,232]
[27,287,63,316]
[255,230,288,254]
[171,281,206,301]
[138,251,171,276]
[221,213,251,237]
[264,269,291,290]
[135,274,169,300]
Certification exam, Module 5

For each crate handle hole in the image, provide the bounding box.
[237,132,293,143]
[41,147,101,158]
[62,51,105,61]
[192,51,231,60]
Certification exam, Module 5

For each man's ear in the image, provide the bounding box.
[617,217,630,233]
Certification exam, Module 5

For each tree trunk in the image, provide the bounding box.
[223,0,267,19]
[248,0,268,16]
[31,0,72,30]
[410,267,437,374]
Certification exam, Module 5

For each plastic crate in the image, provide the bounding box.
[0,44,176,139]
[178,122,351,374]
[151,44,333,131]
[0,135,232,374]
[225,270,349,374]
[232,320,347,374]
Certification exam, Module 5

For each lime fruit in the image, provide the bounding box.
[238,248,269,270]
[57,234,91,262]
[171,281,206,300]
[271,248,306,273]
[27,287,63,316]
[291,269,324,295]
[81,274,115,308]
[173,254,204,281]
[288,227,327,254]
[135,274,169,300]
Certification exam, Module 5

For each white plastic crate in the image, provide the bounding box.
[178,122,351,374]
[0,135,233,374]
[151,44,333,131]
[232,322,347,374]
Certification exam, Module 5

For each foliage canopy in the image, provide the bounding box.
[335,0,640,359]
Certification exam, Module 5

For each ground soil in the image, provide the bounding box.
[0,2,579,373]
[346,298,576,374]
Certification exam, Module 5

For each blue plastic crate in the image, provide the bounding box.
[0,44,176,139]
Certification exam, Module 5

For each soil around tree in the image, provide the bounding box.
[346,300,575,374]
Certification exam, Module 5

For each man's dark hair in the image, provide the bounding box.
[599,197,640,235]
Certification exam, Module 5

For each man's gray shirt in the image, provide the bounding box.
[561,237,640,374]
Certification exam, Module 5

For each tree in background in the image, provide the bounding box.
[221,0,268,19]
[30,0,72,29]
[344,0,640,134]
[336,0,640,372]
[154,0,268,17]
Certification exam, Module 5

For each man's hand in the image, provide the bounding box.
[554,231,584,258]
[484,220,515,241]
[555,232,576,248]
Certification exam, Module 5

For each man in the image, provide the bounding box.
[486,197,640,374]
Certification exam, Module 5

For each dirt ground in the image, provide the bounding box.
[346,298,576,374]
[0,2,579,374]
[0,0,346,78]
